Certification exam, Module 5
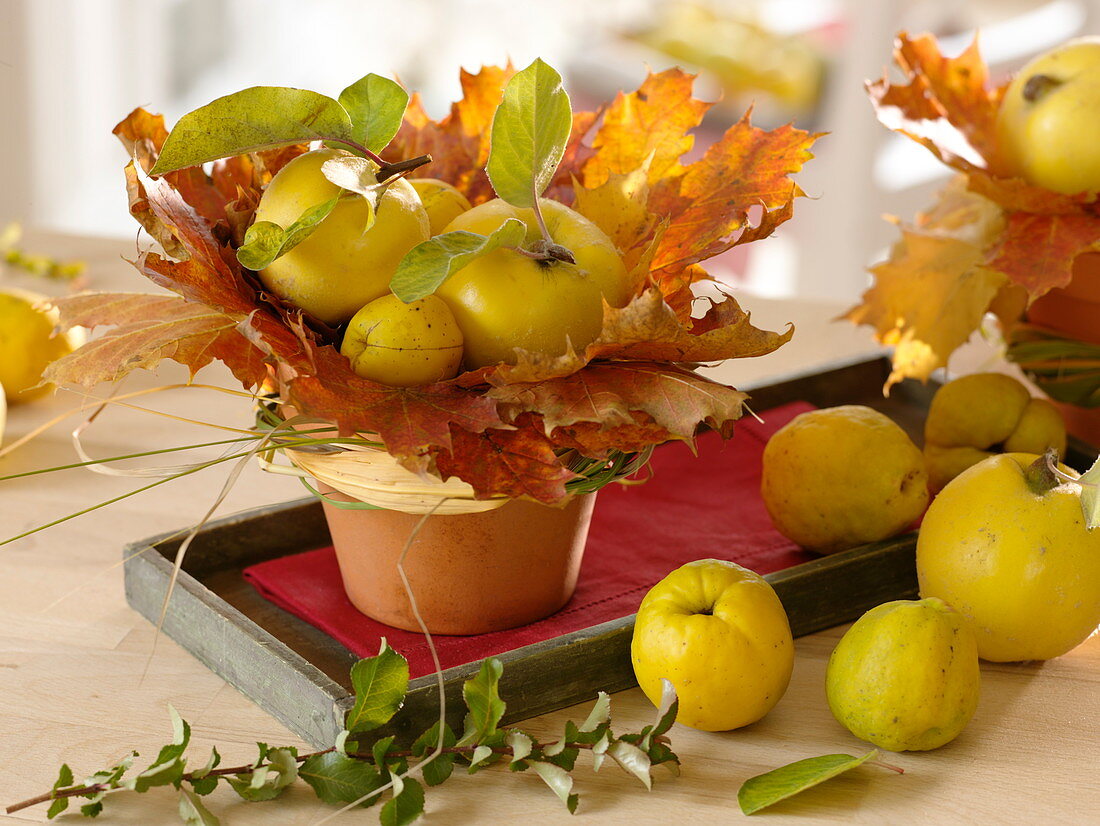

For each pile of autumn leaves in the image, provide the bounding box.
[45,67,816,504]
[846,33,1100,395]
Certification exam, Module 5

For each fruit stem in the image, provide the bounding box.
[1026,448,1062,495]
[870,758,905,774]
[376,154,433,183]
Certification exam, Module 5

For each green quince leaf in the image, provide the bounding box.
[530,762,579,814]
[1077,455,1100,529]
[346,641,410,734]
[339,74,410,153]
[486,58,572,207]
[46,763,73,819]
[236,194,341,271]
[151,87,354,175]
[379,775,424,826]
[411,722,457,786]
[458,658,506,746]
[391,218,526,303]
[299,751,383,807]
[178,788,220,826]
[738,750,880,815]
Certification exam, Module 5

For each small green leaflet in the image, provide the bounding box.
[390,218,526,302]
[486,58,573,207]
[346,641,410,734]
[151,87,354,175]
[531,762,579,814]
[236,195,341,271]
[411,722,457,786]
[178,788,220,826]
[299,752,383,806]
[379,775,424,826]
[738,750,881,815]
[458,658,506,746]
[46,763,73,818]
[339,74,410,153]
[1077,455,1100,529]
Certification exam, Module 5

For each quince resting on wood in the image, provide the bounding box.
[923,373,1066,492]
[631,559,794,731]
[826,598,980,751]
[0,288,82,403]
[917,452,1100,662]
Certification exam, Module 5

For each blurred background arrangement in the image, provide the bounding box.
[1,0,1098,304]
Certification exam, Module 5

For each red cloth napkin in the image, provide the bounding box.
[243,401,816,677]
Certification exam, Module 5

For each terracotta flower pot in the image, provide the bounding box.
[320,489,596,635]
[1022,252,1100,444]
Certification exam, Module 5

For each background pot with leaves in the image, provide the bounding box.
[37,59,817,636]
[843,33,1100,443]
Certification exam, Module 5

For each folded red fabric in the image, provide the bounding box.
[243,401,816,677]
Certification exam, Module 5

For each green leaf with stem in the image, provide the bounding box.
[458,658,506,746]
[531,762,579,814]
[390,219,527,303]
[486,58,572,209]
[299,752,383,807]
[411,722,456,786]
[151,87,359,175]
[738,750,885,815]
[178,788,220,826]
[379,775,424,826]
[346,641,410,734]
[236,195,341,271]
[339,74,410,153]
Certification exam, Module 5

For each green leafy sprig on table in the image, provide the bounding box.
[5,643,681,824]
[0,223,86,282]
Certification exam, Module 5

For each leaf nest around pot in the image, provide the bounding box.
[844,32,1100,400]
[46,65,819,506]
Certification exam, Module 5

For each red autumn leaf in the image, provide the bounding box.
[986,211,1100,297]
[552,417,680,458]
[435,420,578,504]
[44,292,270,389]
[488,361,747,439]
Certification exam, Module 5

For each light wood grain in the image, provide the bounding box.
[1,232,1097,824]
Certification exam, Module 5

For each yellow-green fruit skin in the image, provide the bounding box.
[254,148,430,325]
[917,453,1100,662]
[631,559,794,731]
[436,198,631,369]
[340,294,463,387]
[996,37,1100,195]
[761,405,929,553]
[0,289,80,403]
[826,598,980,752]
[409,178,472,236]
[923,373,1066,492]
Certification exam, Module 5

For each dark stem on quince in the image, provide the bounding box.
[327,137,432,183]
[1022,74,1062,103]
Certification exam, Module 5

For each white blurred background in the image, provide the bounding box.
[1,0,1098,303]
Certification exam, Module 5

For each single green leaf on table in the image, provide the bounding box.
[1077,455,1100,529]
[339,74,410,153]
[236,194,342,271]
[379,774,425,826]
[178,788,220,826]
[506,730,534,764]
[390,218,526,302]
[486,58,573,207]
[299,751,383,807]
[150,87,354,175]
[738,750,881,815]
[46,763,73,819]
[607,740,652,790]
[467,744,495,773]
[80,801,104,817]
[189,746,221,795]
[531,762,579,814]
[644,679,679,749]
[458,658,506,746]
[346,641,410,734]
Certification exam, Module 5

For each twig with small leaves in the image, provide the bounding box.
[6,644,681,825]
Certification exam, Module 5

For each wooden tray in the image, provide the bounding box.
[123,355,1096,748]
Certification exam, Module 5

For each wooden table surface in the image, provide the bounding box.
[1,232,1097,825]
